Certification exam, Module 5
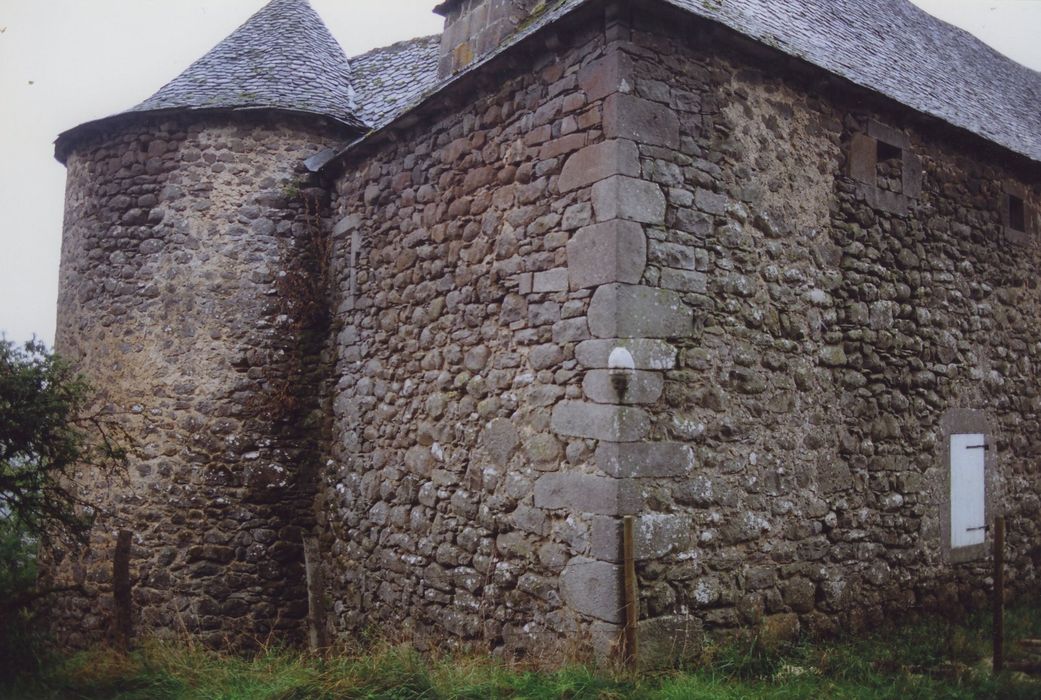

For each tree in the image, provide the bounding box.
[0,338,128,545]
[0,337,130,677]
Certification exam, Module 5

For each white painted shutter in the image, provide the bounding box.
[950,433,986,548]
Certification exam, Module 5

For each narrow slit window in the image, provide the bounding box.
[1008,193,1026,232]
[876,141,903,194]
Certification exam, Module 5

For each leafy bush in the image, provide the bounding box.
[0,337,130,682]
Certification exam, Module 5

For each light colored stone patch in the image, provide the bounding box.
[575,338,678,369]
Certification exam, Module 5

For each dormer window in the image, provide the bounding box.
[1002,185,1034,245]
[876,141,904,194]
[1008,194,1026,233]
[847,119,920,216]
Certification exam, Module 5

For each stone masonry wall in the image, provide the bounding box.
[50,113,349,648]
[318,9,661,656]
[574,6,1041,646]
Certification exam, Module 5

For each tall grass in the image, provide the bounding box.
[4,604,1041,699]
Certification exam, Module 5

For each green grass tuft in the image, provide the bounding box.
[5,605,1041,699]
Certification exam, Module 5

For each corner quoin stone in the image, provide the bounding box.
[560,557,624,623]
[603,93,681,149]
[533,472,642,515]
[595,441,694,478]
[577,51,635,102]
[587,284,694,339]
[550,400,650,441]
[558,140,640,193]
[582,369,664,405]
[575,338,677,370]
[592,176,666,224]
[567,220,647,290]
[590,513,696,561]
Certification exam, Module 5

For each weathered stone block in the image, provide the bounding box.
[575,338,677,370]
[480,418,518,467]
[582,369,663,405]
[603,93,680,148]
[592,176,666,224]
[559,140,640,192]
[590,513,696,561]
[533,267,569,292]
[550,400,650,441]
[567,220,647,290]
[659,268,707,293]
[595,441,694,478]
[636,615,703,668]
[848,132,877,184]
[534,472,642,515]
[577,51,634,102]
[587,284,693,339]
[560,557,624,622]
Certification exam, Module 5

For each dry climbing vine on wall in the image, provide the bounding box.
[246,181,334,426]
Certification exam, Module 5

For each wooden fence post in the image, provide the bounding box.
[993,515,1005,673]
[622,515,638,666]
[113,529,133,651]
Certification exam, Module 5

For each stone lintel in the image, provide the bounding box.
[595,441,694,478]
[550,400,650,441]
[567,220,647,290]
[575,338,677,370]
[603,92,680,149]
[560,556,624,623]
[559,139,640,193]
[587,283,693,339]
[582,369,663,405]
[533,472,642,515]
[592,176,666,224]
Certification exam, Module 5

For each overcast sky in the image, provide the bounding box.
[1,0,1039,348]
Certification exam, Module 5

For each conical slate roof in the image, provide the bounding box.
[129,0,364,128]
[54,0,367,161]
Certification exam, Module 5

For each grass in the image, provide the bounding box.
[4,605,1041,699]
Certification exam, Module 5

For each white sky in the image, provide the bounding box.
[0,0,1039,347]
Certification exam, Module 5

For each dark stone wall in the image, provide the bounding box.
[619,7,1041,641]
[320,16,625,656]
[49,113,349,648]
[46,0,1041,661]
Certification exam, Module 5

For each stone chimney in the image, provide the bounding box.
[434,0,547,78]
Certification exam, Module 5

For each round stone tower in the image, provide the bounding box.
[48,0,363,647]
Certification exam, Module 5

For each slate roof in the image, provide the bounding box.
[350,0,1041,166]
[129,0,363,128]
[55,0,1041,168]
[662,0,1041,164]
[350,36,442,129]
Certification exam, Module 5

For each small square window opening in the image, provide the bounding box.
[1009,193,1026,233]
[876,141,903,194]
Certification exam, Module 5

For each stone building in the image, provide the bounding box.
[50,0,1041,658]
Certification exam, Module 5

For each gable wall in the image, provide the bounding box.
[621,6,1041,639]
[322,12,621,655]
